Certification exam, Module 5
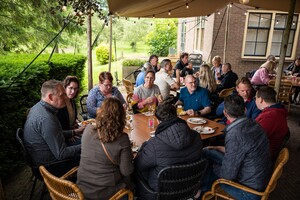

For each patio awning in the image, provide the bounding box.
[107,0,300,18]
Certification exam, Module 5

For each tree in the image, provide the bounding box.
[146,19,178,56]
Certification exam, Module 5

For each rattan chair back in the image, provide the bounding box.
[39,166,84,200]
[122,78,134,94]
[219,87,235,98]
[156,159,208,200]
[268,80,293,111]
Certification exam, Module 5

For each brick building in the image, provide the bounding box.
[177,3,300,78]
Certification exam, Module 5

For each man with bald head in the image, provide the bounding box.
[176,75,211,116]
[24,80,81,177]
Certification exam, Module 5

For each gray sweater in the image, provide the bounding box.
[24,100,81,166]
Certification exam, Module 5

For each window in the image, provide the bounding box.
[271,14,298,57]
[180,20,187,52]
[243,11,299,59]
[194,16,206,51]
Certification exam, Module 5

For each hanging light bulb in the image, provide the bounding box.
[138,17,140,20]
[244,12,247,15]
[229,3,232,8]
[168,10,171,15]
[62,5,67,12]
[153,14,155,18]
[276,20,279,25]
[239,0,250,4]
[186,3,189,9]
[217,11,221,15]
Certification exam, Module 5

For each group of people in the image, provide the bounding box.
[23,52,291,200]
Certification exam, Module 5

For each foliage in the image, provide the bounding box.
[146,19,178,56]
[95,43,115,65]
[0,53,86,178]
[0,0,108,54]
[122,59,146,66]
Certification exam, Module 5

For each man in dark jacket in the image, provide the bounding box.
[201,95,272,200]
[217,63,238,92]
[134,98,203,200]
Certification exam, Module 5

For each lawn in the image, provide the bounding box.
[80,41,150,94]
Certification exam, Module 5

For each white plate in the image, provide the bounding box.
[193,126,215,134]
[142,112,154,116]
[187,117,207,125]
[150,130,155,137]
[132,146,139,152]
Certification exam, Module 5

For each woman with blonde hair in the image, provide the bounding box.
[77,97,134,200]
[251,59,277,85]
[198,64,217,93]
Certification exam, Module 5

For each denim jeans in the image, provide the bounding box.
[201,148,260,200]
[202,148,224,165]
[220,184,260,200]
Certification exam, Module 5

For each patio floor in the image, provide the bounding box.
[2,90,300,200]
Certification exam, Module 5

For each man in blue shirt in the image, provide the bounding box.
[216,77,261,124]
[176,75,211,116]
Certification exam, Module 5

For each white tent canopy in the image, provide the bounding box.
[107,0,300,18]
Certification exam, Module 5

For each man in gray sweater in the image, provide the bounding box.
[24,80,81,176]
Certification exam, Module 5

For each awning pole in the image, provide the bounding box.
[275,0,296,96]
[108,15,113,72]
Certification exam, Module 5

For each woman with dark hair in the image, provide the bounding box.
[87,71,126,118]
[134,98,203,200]
[132,70,162,113]
[77,97,134,200]
[147,54,159,72]
[57,76,85,145]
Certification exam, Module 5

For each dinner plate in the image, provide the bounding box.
[187,117,207,125]
[142,111,154,116]
[132,146,139,152]
[193,126,215,134]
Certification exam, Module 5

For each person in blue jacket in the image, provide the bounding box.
[216,77,261,124]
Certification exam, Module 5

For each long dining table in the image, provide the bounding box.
[124,113,225,147]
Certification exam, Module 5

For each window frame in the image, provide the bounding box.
[241,10,300,60]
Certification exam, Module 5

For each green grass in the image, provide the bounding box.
[80,41,150,94]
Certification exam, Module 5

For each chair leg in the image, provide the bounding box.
[39,183,46,200]
[29,177,37,200]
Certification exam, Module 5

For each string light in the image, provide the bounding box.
[229,4,232,8]
[168,10,171,15]
[186,3,189,9]
[138,17,140,20]
[244,12,247,15]
[153,14,155,18]
[217,11,221,15]
[62,5,67,12]
[276,20,279,24]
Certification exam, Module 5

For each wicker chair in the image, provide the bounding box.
[79,94,88,120]
[138,159,208,200]
[16,128,43,200]
[268,80,293,112]
[16,128,76,200]
[218,87,235,98]
[39,166,134,200]
[202,148,289,200]
[122,78,134,95]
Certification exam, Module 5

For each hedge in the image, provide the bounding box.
[0,53,86,179]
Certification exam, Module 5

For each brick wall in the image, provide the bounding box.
[177,4,300,78]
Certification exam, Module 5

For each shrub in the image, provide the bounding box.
[0,53,86,179]
[146,19,177,56]
[95,44,115,65]
[122,59,146,67]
